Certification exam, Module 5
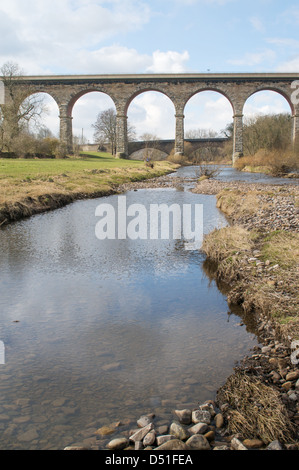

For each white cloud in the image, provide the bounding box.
[0,0,191,76]
[228,49,276,67]
[249,16,265,33]
[0,0,151,47]
[243,90,292,117]
[276,56,299,73]
[0,0,152,74]
[184,92,233,134]
[128,92,176,139]
[146,50,190,73]
[266,37,299,48]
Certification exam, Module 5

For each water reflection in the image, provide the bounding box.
[0,168,259,449]
[171,164,299,185]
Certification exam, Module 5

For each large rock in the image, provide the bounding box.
[286,371,299,381]
[143,430,156,447]
[130,423,154,443]
[156,435,176,446]
[188,422,209,435]
[174,409,192,425]
[243,439,264,449]
[191,410,211,425]
[137,415,153,428]
[230,437,248,450]
[169,422,190,441]
[266,440,283,450]
[186,434,211,450]
[154,439,189,450]
[215,413,224,429]
[106,437,129,450]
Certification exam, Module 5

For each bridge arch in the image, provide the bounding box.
[124,87,175,115]
[242,89,293,156]
[71,90,117,145]
[242,86,295,115]
[184,90,234,135]
[19,91,60,136]
[66,88,117,118]
[126,89,176,158]
[184,87,235,115]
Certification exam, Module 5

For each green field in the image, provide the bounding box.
[0,152,145,178]
[0,152,177,217]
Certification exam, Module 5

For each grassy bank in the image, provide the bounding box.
[0,152,178,226]
[201,185,299,342]
[200,183,299,445]
[234,149,299,177]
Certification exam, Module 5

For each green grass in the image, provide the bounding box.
[0,152,144,178]
[0,151,177,209]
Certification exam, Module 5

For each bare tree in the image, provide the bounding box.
[92,108,136,156]
[243,113,292,156]
[138,132,161,164]
[0,61,46,152]
[185,128,218,139]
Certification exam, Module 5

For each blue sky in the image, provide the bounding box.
[0,0,298,140]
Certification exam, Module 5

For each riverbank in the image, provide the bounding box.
[196,178,299,448]
[233,150,299,178]
[0,156,178,227]
[62,175,299,451]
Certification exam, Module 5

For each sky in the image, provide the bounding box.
[0,0,298,141]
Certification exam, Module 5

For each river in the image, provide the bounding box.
[0,165,296,449]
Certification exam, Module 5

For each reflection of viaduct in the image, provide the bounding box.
[9,73,299,163]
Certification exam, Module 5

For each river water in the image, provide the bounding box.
[0,166,296,450]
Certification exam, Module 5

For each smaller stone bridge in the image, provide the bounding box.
[81,137,228,160]
[128,137,228,159]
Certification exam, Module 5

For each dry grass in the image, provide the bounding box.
[217,370,296,444]
[216,188,270,218]
[202,225,254,263]
[261,231,299,269]
[235,149,299,176]
[166,151,189,165]
[201,226,257,285]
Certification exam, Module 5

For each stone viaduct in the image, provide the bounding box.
[6,73,299,164]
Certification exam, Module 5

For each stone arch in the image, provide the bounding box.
[242,86,294,115]
[124,87,176,115]
[15,86,61,110]
[184,87,236,115]
[66,88,117,117]
[126,89,176,157]
[70,90,117,146]
[183,89,234,134]
[242,88,294,156]
[181,88,235,160]
[19,90,60,135]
